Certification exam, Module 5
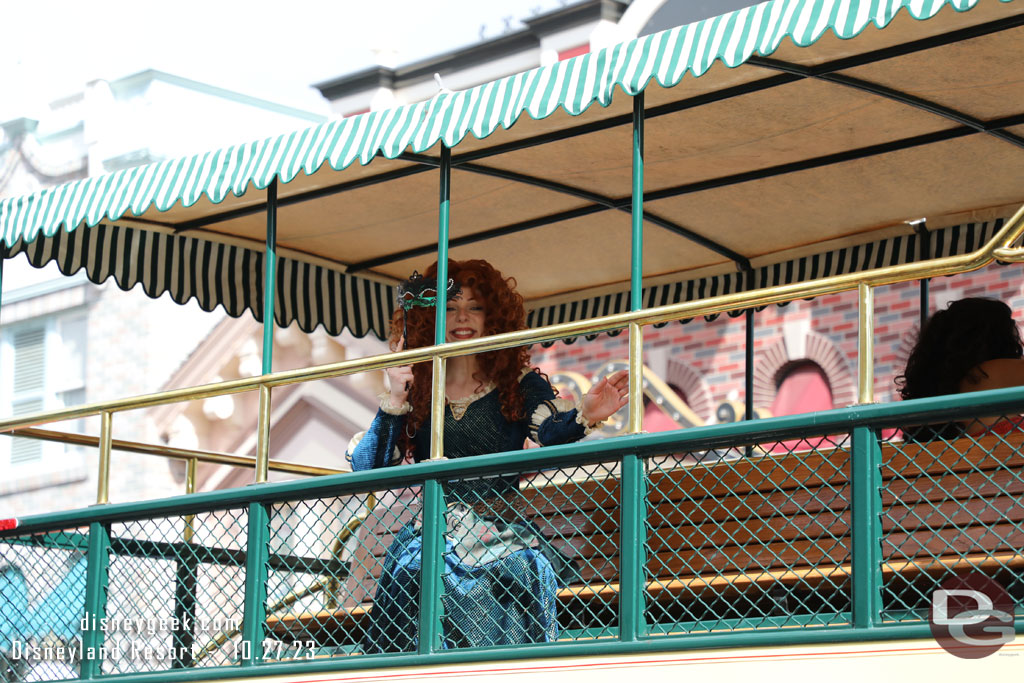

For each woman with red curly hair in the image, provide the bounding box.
[350,258,627,653]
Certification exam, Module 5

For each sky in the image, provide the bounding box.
[0,0,573,120]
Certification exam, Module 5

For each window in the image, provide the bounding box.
[0,312,88,490]
[771,361,834,417]
[558,44,589,61]
[769,361,834,454]
[10,327,46,464]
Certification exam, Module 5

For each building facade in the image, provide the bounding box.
[0,71,329,514]
[532,266,1024,435]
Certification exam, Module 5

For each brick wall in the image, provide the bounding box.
[533,262,1024,422]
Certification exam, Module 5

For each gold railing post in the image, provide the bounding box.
[429,355,447,460]
[857,282,875,404]
[255,385,271,483]
[184,457,197,542]
[96,411,113,504]
[628,322,644,434]
[185,456,197,494]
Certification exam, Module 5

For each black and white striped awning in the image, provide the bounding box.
[5,224,395,339]
[527,218,1008,330]
[4,217,1005,341]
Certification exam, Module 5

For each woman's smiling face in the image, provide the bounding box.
[446,286,486,342]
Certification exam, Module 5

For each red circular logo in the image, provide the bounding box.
[929,573,1015,659]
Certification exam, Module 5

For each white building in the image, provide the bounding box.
[313,0,762,117]
[0,70,333,514]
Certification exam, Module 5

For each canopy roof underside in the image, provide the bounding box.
[2,0,1023,338]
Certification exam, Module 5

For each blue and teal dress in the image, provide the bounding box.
[349,369,591,652]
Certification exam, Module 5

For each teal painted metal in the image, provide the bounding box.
[744,307,755,456]
[418,479,445,654]
[434,144,451,346]
[80,522,110,679]
[241,502,270,666]
[262,179,278,375]
[618,94,647,642]
[851,426,883,629]
[745,308,754,421]
[619,454,646,641]
[417,144,451,651]
[630,93,644,311]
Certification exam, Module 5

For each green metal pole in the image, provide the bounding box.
[620,454,645,641]
[434,145,451,347]
[630,93,644,311]
[419,143,452,652]
[262,179,278,375]
[241,502,270,666]
[744,304,755,457]
[745,307,754,420]
[418,480,445,654]
[620,92,647,642]
[256,180,278,484]
[81,522,110,679]
[429,144,452,461]
[851,426,883,629]
[173,460,198,669]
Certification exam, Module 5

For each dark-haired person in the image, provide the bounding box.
[895,297,1024,439]
[349,258,627,652]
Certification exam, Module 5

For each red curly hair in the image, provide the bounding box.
[389,259,532,455]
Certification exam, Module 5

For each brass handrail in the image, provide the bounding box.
[993,246,1024,262]
[8,426,343,477]
[1,203,1022,445]
[192,494,377,663]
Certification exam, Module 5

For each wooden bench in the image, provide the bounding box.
[266,432,1024,642]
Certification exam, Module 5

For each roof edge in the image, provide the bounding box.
[313,0,631,101]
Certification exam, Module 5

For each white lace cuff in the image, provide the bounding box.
[575,401,606,435]
[378,392,412,415]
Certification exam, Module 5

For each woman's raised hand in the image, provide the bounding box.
[580,370,630,426]
[385,337,414,408]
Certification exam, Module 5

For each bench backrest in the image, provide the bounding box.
[343,433,1023,602]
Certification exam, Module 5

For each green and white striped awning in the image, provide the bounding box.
[2,0,1023,339]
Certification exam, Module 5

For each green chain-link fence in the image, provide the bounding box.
[2,394,1023,678]
[264,488,415,657]
[104,509,248,674]
[880,413,1024,622]
[0,530,87,683]
[644,435,853,635]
